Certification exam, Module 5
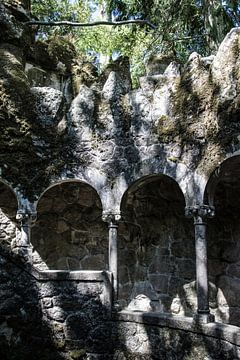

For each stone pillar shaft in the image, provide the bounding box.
[194,215,209,313]
[21,220,30,247]
[102,212,121,302]
[16,209,37,261]
[16,209,31,247]
[185,205,215,323]
[108,221,118,298]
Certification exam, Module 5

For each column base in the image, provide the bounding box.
[194,312,215,324]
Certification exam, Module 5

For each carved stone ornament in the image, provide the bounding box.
[16,209,37,224]
[102,211,121,224]
[185,205,215,219]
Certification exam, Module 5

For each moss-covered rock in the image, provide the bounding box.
[0,3,33,48]
[72,56,98,95]
[28,36,76,73]
[155,115,180,141]
[0,43,80,198]
[69,349,86,359]
[146,52,176,75]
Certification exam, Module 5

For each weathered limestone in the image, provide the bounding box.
[31,87,65,127]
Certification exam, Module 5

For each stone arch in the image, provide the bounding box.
[204,155,240,326]
[0,179,19,250]
[106,163,193,215]
[31,180,108,271]
[118,174,195,315]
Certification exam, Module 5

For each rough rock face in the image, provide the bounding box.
[1,2,240,359]
[0,251,112,360]
[31,181,108,271]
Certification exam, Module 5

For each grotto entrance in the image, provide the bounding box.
[119,174,195,315]
[205,155,240,327]
[31,180,108,271]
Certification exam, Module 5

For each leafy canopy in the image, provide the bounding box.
[31,0,240,84]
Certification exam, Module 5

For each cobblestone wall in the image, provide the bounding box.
[0,182,19,251]
[0,250,113,360]
[31,182,108,271]
[207,156,240,327]
[118,176,195,314]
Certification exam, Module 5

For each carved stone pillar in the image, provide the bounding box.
[102,212,121,301]
[16,209,37,261]
[185,204,215,323]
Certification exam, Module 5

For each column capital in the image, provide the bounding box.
[16,209,37,225]
[185,205,215,219]
[102,211,121,225]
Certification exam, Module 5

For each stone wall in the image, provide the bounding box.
[31,182,108,271]
[0,182,19,251]
[206,156,240,326]
[116,311,240,360]
[118,176,195,315]
[0,247,240,360]
[0,250,113,360]
[2,1,240,358]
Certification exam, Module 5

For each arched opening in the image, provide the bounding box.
[204,155,240,326]
[0,181,19,250]
[32,181,108,270]
[119,174,195,315]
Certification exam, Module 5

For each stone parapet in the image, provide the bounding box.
[118,310,240,347]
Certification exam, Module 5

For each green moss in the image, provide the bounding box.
[53,338,65,349]
[167,156,179,163]
[155,115,180,142]
[69,349,86,359]
[0,45,81,199]
[47,36,76,72]
[72,56,98,94]
[29,36,76,73]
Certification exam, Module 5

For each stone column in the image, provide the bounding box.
[185,204,215,323]
[102,212,121,301]
[16,209,37,261]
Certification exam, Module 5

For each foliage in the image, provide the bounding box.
[31,0,240,86]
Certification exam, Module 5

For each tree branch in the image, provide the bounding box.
[26,19,157,30]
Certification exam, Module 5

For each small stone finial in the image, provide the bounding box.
[185,205,215,219]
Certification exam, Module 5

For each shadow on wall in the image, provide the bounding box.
[0,181,19,251]
[0,180,63,359]
[31,180,108,271]
[118,174,196,316]
[0,179,115,359]
[117,314,238,359]
[0,253,64,360]
[205,155,240,327]
[0,245,115,360]
[0,178,238,359]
